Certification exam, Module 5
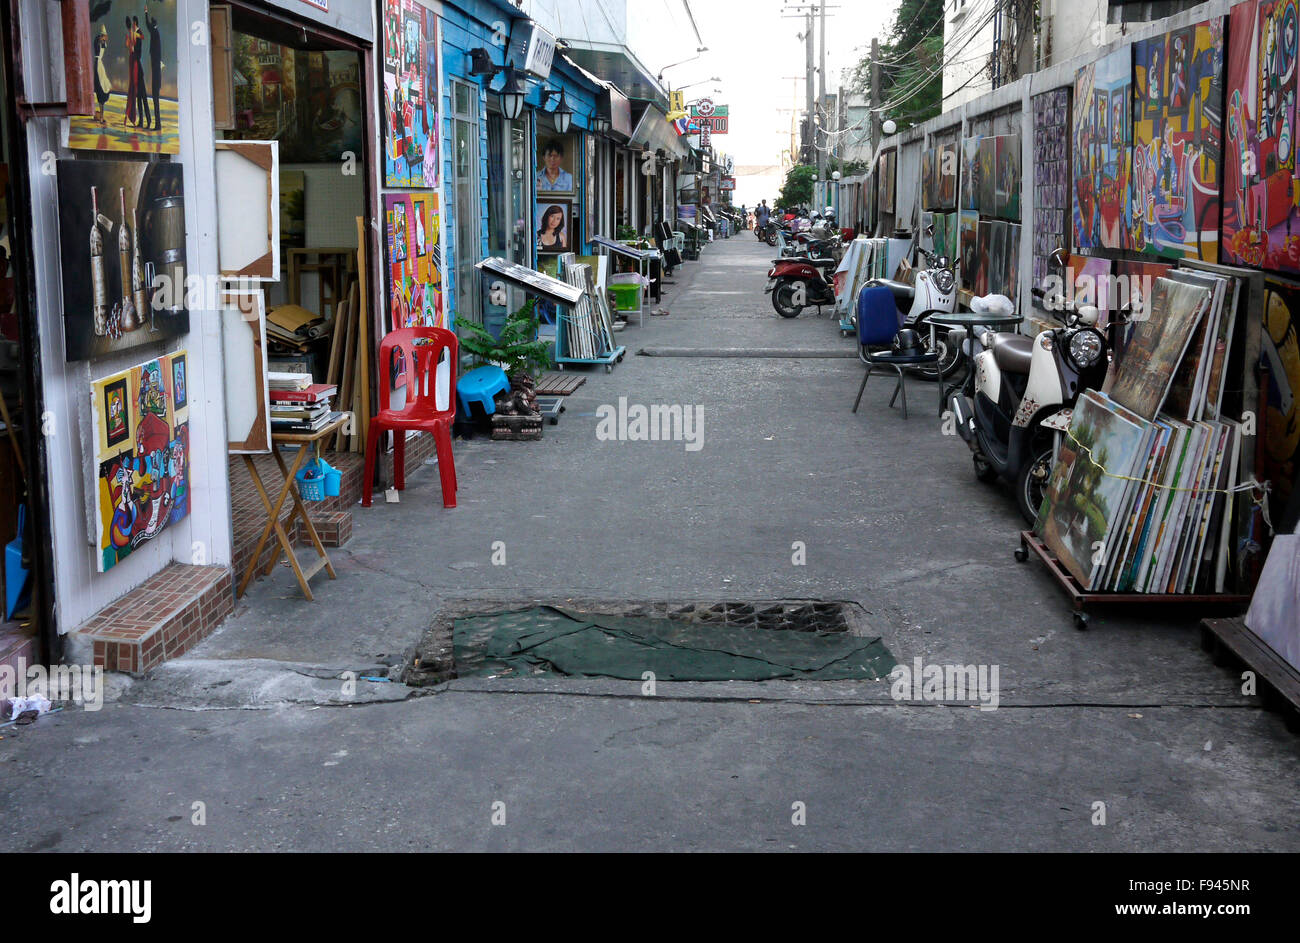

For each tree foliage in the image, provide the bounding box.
[777,164,817,210]
[849,0,946,130]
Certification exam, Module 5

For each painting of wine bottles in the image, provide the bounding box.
[56,158,188,362]
[90,350,190,573]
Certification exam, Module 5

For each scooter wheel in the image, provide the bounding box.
[973,451,999,483]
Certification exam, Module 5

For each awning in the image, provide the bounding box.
[629,104,689,161]
[561,43,667,108]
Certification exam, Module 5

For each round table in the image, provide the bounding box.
[926,311,1025,399]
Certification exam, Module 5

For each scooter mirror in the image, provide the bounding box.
[1076,304,1100,326]
[1049,247,1069,272]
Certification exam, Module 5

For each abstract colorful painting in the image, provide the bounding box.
[90,351,190,573]
[1073,48,1133,251]
[68,0,180,154]
[1032,87,1071,289]
[921,148,936,210]
[1222,0,1300,273]
[383,0,439,187]
[1131,18,1225,261]
[55,158,189,362]
[384,192,444,329]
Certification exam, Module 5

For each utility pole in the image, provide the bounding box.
[869,37,881,154]
[817,0,827,182]
[804,9,815,167]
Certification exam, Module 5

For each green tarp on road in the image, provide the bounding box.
[454,606,896,681]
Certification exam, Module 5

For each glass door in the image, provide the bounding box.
[451,80,480,325]
[485,106,531,336]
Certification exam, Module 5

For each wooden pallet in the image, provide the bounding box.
[1016,530,1250,629]
[535,372,586,396]
[1201,616,1300,732]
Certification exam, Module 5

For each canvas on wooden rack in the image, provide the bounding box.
[90,351,190,573]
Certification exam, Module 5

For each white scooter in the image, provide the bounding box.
[947,250,1111,522]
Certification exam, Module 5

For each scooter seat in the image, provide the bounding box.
[872,278,914,300]
[989,332,1034,374]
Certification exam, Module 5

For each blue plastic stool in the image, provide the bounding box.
[456,365,511,419]
[5,505,31,620]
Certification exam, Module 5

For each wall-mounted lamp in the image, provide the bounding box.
[544,88,573,134]
[468,47,526,120]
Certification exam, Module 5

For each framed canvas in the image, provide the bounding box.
[55,157,189,362]
[90,350,191,572]
[214,140,280,280]
[221,292,271,454]
[535,201,572,254]
[67,0,180,154]
[1131,17,1225,261]
[537,132,579,197]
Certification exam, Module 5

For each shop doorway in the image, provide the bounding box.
[485,104,531,336]
[451,80,481,326]
[0,2,54,667]
[212,1,381,589]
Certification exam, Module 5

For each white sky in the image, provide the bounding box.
[519,0,898,206]
[634,0,896,205]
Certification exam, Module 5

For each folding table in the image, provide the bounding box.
[238,413,349,602]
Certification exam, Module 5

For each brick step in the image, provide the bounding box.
[72,564,233,675]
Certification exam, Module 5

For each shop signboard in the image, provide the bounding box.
[506,21,555,80]
[689,99,729,133]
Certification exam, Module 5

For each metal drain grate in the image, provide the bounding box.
[619,601,850,633]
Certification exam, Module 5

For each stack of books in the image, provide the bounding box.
[268,372,337,434]
[1035,271,1245,595]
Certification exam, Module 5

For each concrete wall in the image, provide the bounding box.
[882,0,1243,325]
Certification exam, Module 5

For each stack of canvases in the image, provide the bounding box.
[957,133,1021,302]
[1035,271,1249,594]
[557,254,615,361]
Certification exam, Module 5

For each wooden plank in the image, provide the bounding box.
[534,372,585,396]
[1203,616,1300,714]
[355,217,371,455]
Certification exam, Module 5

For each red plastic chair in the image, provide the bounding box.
[362,327,458,508]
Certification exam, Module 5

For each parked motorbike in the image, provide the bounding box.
[947,249,1111,523]
[863,245,960,379]
[765,233,843,318]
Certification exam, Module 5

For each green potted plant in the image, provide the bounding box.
[456,298,551,439]
[456,297,552,381]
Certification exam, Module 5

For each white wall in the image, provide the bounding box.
[943,0,997,109]
[18,0,230,632]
